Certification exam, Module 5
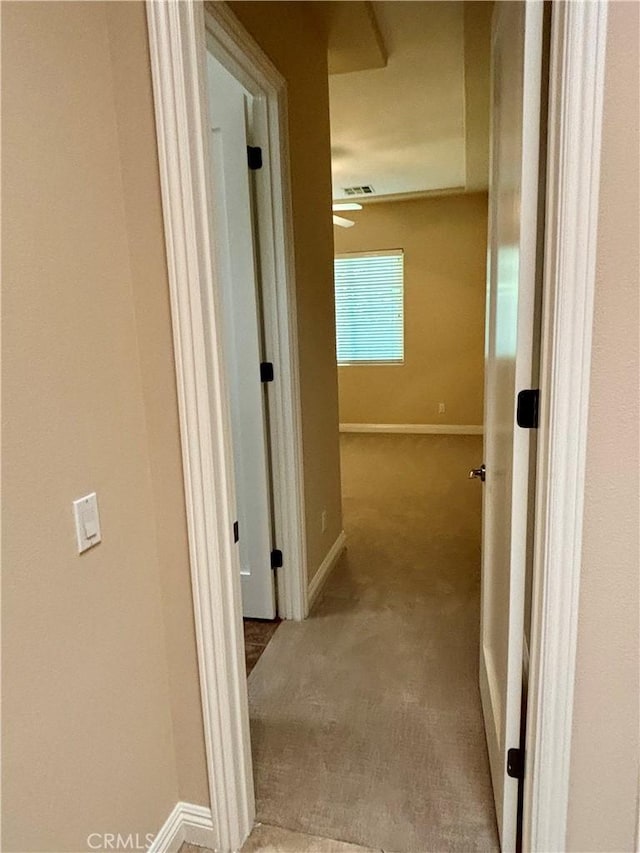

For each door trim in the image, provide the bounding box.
[146,1,306,850]
[146,0,610,850]
[146,3,254,848]
[203,2,308,623]
[524,2,609,851]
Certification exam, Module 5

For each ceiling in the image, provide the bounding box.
[328,1,491,203]
[326,2,387,75]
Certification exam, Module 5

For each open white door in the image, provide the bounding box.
[206,53,276,620]
[474,3,545,850]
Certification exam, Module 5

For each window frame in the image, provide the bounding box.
[334,248,405,367]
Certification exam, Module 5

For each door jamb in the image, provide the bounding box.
[523,2,608,850]
[146,0,609,850]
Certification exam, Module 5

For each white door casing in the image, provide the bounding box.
[206,53,276,619]
[146,3,255,848]
[524,3,609,850]
[479,2,544,850]
[145,2,307,847]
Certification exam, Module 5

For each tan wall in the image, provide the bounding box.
[105,2,209,807]
[3,3,341,846]
[463,2,492,191]
[228,2,343,578]
[334,193,487,425]
[3,2,639,850]
[566,3,640,850]
[2,2,209,850]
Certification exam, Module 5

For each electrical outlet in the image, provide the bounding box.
[321,510,327,533]
[438,402,446,415]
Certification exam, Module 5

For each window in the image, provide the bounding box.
[334,250,404,365]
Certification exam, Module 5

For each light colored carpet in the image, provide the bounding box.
[181,822,379,852]
[248,434,499,852]
[242,823,380,852]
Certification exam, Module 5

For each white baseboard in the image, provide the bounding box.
[149,801,216,853]
[307,530,347,611]
[339,423,483,435]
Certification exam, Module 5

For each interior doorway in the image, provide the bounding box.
[203,6,504,846]
[202,10,309,630]
[204,0,544,849]
[151,1,612,849]
[247,2,546,850]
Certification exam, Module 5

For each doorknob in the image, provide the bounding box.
[469,464,486,482]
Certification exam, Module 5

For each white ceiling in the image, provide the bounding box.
[329,1,491,203]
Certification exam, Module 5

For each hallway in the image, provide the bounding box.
[248,434,499,852]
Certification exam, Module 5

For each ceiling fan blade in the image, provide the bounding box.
[332,214,355,228]
[332,202,363,212]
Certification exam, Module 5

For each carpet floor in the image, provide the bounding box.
[181,822,378,852]
[248,434,499,852]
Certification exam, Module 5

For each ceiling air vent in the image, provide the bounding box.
[342,185,375,196]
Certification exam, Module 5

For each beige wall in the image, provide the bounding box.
[6,1,637,850]
[2,2,212,849]
[105,2,210,807]
[3,3,340,847]
[463,2,492,191]
[566,3,640,850]
[2,3,187,849]
[228,2,343,578]
[334,193,487,426]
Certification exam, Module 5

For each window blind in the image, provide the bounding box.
[334,250,404,364]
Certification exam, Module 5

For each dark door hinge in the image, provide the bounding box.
[260,362,274,383]
[270,549,283,569]
[247,145,263,170]
[233,521,239,543]
[507,747,524,779]
[517,389,540,429]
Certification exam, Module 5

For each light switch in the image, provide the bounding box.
[73,492,102,554]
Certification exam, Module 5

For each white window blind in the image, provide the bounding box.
[334,250,404,365]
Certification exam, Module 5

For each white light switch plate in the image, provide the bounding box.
[73,492,102,554]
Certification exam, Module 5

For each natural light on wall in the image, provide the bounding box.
[334,250,404,365]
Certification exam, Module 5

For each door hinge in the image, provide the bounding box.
[247,145,263,170]
[270,549,283,569]
[507,747,524,779]
[517,389,540,429]
[233,521,239,543]
[260,361,274,383]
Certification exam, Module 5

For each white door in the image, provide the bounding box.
[475,3,544,850]
[206,53,276,620]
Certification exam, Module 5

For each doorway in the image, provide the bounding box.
[203,11,309,629]
[146,0,610,850]
[240,1,544,849]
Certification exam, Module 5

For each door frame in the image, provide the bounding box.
[146,1,608,850]
[203,9,305,620]
[523,2,608,850]
[146,2,306,849]
[202,2,308,623]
